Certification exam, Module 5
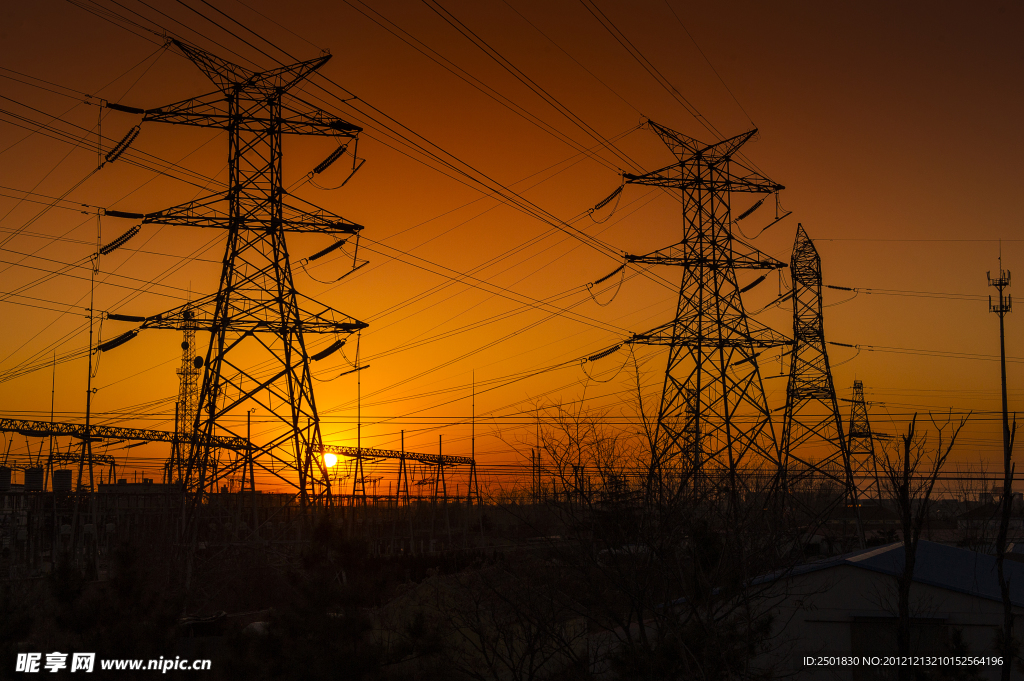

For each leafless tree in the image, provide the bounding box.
[876,411,968,679]
[481,394,812,680]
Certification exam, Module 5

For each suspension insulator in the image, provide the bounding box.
[104,209,146,220]
[730,351,762,368]
[312,144,348,175]
[106,312,145,322]
[104,125,140,164]
[329,120,362,133]
[308,239,348,262]
[587,344,622,362]
[739,274,768,293]
[97,329,138,352]
[105,102,146,115]
[591,186,623,212]
[99,225,140,255]
[736,197,765,221]
[591,264,625,286]
[311,339,345,361]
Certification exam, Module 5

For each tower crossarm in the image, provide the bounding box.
[318,445,474,467]
[623,169,782,194]
[173,39,256,91]
[171,38,330,96]
[107,41,360,138]
[105,193,363,235]
[624,126,784,193]
[0,418,249,451]
[646,123,759,163]
[625,241,786,270]
[138,97,361,137]
[629,321,791,348]
[132,292,367,335]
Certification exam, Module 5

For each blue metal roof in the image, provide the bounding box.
[789,541,1024,607]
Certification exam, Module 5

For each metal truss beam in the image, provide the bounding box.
[319,444,474,467]
[0,418,248,451]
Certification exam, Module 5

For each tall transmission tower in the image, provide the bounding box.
[106,41,367,508]
[625,122,788,492]
[779,225,854,492]
[780,224,861,543]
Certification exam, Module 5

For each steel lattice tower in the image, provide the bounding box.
[846,379,880,499]
[625,122,788,490]
[168,316,199,485]
[107,41,367,507]
[780,224,853,494]
[779,225,863,544]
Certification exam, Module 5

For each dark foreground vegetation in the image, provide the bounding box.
[1,409,1016,680]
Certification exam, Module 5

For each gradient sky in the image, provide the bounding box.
[0,0,1021,490]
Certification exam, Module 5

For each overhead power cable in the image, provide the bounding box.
[47,2,695,432]
[578,0,717,140]
[825,283,986,302]
[419,0,644,174]
[659,0,755,127]
[828,341,1024,364]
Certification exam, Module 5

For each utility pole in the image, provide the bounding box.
[989,263,1014,681]
[80,107,103,496]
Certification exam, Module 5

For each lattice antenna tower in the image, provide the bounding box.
[169,308,200,484]
[779,224,861,537]
[106,41,367,508]
[624,122,789,495]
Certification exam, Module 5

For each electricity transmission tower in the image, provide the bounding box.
[624,121,788,492]
[780,224,861,541]
[845,379,880,500]
[107,41,366,508]
[780,224,852,485]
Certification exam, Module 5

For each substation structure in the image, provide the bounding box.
[0,413,492,580]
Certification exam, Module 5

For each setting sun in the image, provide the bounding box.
[324,453,338,468]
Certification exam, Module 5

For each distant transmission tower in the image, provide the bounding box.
[780,224,861,541]
[625,121,788,493]
[106,41,366,508]
[846,379,880,501]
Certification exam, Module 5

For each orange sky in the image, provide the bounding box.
[0,0,1022,490]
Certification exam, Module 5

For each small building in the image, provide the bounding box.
[763,541,1024,680]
